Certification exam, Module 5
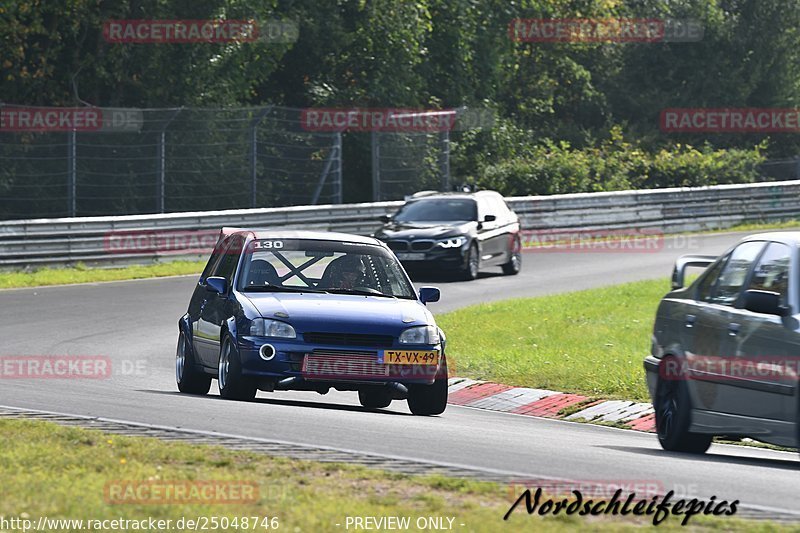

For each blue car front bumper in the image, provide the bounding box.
[237,336,444,387]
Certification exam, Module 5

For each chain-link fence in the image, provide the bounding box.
[371,129,451,202]
[0,105,342,219]
[0,105,498,219]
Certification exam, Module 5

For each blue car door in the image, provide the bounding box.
[194,235,243,367]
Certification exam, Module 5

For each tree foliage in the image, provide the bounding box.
[1,0,798,201]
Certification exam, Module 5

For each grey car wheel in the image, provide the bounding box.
[654,357,712,453]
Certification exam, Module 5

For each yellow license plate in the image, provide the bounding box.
[381,350,439,365]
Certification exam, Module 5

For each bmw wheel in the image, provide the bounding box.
[654,357,712,453]
[218,334,257,401]
[176,331,211,395]
[459,243,479,281]
[502,235,522,275]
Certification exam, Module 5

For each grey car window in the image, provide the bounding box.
[712,241,765,306]
[747,242,791,304]
[696,258,726,302]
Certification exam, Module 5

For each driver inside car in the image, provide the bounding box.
[323,254,367,289]
[246,259,279,287]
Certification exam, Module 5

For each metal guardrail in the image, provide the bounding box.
[1,180,798,268]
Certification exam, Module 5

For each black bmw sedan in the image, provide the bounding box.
[373,190,522,280]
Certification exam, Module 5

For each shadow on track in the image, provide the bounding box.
[600,445,800,471]
[137,389,414,416]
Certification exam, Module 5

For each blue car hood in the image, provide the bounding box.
[243,292,434,335]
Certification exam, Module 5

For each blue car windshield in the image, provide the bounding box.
[393,198,477,223]
[237,239,416,299]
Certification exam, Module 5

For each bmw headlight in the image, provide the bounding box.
[436,236,467,248]
[248,318,296,338]
[399,325,440,344]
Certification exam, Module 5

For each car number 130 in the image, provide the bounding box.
[253,241,284,249]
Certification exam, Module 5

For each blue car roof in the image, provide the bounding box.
[223,228,385,246]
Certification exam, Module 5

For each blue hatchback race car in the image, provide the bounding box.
[177,228,448,415]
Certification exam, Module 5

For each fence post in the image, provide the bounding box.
[249,106,272,208]
[67,129,76,217]
[439,130,450,192]
[311,136,341,205]
[371,131,380,201]
[156,108,182,214]
[334,132,343,204]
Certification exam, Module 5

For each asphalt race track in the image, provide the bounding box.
[1,230,798,520]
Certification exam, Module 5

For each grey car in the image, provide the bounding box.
[645,232,799,454]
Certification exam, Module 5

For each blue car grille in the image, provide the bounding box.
[303,332,394,348]
[303,350,388,380]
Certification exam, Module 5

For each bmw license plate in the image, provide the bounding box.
[380,350,439,365]
[395,252,426,261]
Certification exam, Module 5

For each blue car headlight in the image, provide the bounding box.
[435,236,467,249]
[399,325,440,344]
[248,318,296,338]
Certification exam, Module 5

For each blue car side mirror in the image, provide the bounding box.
[419,286,440,304]
[205,276,227,295]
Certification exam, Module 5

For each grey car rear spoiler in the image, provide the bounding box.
[671,254,717,289]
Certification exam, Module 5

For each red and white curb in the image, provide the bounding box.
[447,378,656,433]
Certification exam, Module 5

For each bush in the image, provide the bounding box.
[469,128,766,196]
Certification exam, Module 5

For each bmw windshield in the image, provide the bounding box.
[393,199,478,223]
[237,239,417,299]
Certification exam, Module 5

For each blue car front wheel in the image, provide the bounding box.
[407,355,448,415]
[176,332,211,395]
[218,334,257,401]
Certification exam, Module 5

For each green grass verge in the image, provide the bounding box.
[729,218,800,233]
[437,278,669,402]
[0,260,205,289]
[0,419,788,532]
